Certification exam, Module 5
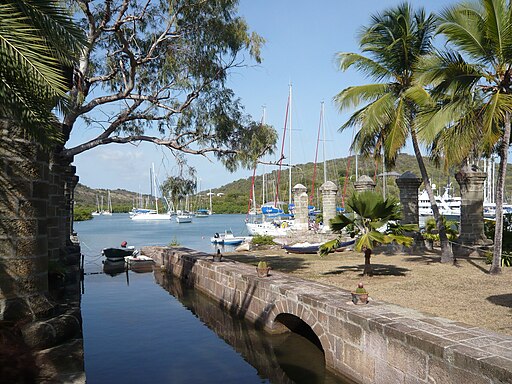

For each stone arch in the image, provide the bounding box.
[267,299,331,354]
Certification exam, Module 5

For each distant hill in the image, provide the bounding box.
[75,153,512,214]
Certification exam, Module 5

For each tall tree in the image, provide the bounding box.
[419,0,512,274]
[0,0,84,145]
[333,3,455,262]
[59,0,276,171]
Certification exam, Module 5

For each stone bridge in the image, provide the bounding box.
[143,246,512,384]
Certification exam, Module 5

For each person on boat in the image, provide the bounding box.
[121,241,128,248]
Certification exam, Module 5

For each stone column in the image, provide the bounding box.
[0,133,53,321]
[353,175,376,192]
[292,184,308,231]
[455,165,491,255]
[395,171,422,226]
[396,172,424,250]
[320,181,338,232]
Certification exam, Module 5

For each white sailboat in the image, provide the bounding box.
[176,194,193,223]
[102,190,113,216]
[246,91,294,237]
[130,164,171,221]
[92,194,101,216]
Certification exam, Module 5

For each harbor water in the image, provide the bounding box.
[78,214,352,384]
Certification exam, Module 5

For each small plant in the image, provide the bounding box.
[168,237,180,246]
[251,235,276,246]
[351,282,369,305]
[355,282,367,294]
[256,260,270,277]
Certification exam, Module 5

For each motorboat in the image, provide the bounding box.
[210,230,249,245]
[102,246,137,261]
[176,212,193,223]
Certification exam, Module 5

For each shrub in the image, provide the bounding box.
[251,235,276,246]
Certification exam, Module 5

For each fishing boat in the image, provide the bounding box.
[102,246,137,261]
[210,230,249,245]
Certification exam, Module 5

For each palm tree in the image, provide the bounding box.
[0,0,84,145]
[320,191,416,276]
[333,3,454,262]
[421,0,512,274]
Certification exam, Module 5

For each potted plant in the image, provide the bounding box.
[256,260,271,277]
[351,282,369,305]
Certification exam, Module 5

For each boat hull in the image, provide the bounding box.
[102,247,135,261]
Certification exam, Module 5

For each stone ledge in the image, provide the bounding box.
[143,246,512,383]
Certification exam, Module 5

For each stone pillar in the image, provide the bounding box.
[395,172,422,226]
[353,175,376,192]
[396,172,424,250]
[292,184,308,231]
[0,133,53,321]
[455,165,491,255]
[320,181,338,232]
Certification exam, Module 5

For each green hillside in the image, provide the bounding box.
[75,153,512,216]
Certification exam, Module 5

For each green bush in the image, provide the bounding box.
[74,207,93,221]
[251,235,276,246]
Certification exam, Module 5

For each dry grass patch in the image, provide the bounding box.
[223,245,512,336]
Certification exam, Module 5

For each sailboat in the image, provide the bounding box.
[130,164,171,220]
[102,190,113,215]
[176,194,193,223]
[246,90,294,237]
[91,194,101,216]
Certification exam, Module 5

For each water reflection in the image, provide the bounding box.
[154,270,354,384]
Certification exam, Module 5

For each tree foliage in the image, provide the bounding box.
[421,0,512,274]
[333,2,454,261]
[320,191,416,256]
[0,0,84,145]
[61,0,276,171]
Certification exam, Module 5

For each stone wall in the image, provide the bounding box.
[0,133,85,382]
[143,246,512,384]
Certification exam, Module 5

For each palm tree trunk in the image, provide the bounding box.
[490,112,511,274]
[411,130,454,262]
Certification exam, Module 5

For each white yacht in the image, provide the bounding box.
[418,185,461,218]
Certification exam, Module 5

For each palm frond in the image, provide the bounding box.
[336,52,391,80]
[334,83,389,111]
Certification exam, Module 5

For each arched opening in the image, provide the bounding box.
[274,313,323,352]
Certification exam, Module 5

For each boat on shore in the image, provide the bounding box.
[283,239,355,254]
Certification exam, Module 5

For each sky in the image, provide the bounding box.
[67,0,451,195]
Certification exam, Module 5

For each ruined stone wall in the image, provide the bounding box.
[143,246,512,384]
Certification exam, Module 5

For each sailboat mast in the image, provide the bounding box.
[152,163,159,213]
[262,106,266,206]
[311,102,322,204]
[274,87,291,206]
[322,101,327,184]
[288,83,292,205]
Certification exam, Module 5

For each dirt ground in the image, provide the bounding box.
[223,244,512,336]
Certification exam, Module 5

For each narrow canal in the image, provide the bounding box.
[79,214,354,383]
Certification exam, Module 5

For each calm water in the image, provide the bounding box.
[78,214,352,384]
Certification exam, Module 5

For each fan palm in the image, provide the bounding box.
[320,191,416,276]
[333,3,454,262]
[419,0,512,274]
[0,0,84,146]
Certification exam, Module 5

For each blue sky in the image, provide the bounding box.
[68,0,451,194]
